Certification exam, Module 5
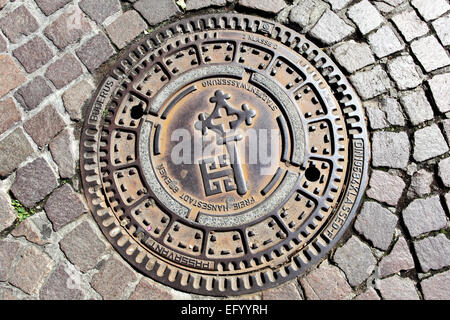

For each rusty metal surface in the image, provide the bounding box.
[80,13,370,296]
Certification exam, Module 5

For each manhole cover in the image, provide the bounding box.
[80,13,369,296]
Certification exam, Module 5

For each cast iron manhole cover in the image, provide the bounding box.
[80,13,369,296]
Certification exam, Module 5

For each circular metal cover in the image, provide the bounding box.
[80,13,369,296]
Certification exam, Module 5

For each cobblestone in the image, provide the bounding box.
[421,270,450,300]
[9,246,54,295]
[39,263,85,300]
[0,98,21,135]
[411,0,450,22]
[414,234,450,272]
[0,128,34,178]
[379,237,415,278]
[11,157,59,208]
[0,5,39,43]
[438,157,450,187]
[0,239,23,281]
[324,0,352,11]
[355,201,398,250]
[106,10,147,49]
[13,37,54,74]
[35,0,72,16]
[391,10,429,42]
[333,236,376,286]
[366,170,405,206]
[0,191,16,231]
[49,129,76,179]
[354,287,380,300]
[186,0,227,11]
[91,256,138,300]
[289,0,328,33]
[0,55,26,98]
[129,278,175,300]
[413,124,449,162]
[11,212,52,246]
[331,40,375,74]
[262,282,303,300]
[376,275,419,300]
[45,54,84,89]
[238,0,287,14]
[62,80,94,121]
[45,184,87,231]
[400,89,434,126]
[350,65,390,100]
[59,221,107,272]
[428,73,450,113]
[387,55,422,90]
[309,10,355,45]
[407,169,433,198]
[299,260,353,300]
[0,34,6,53]
[14,77,53,111]
[23,104,66,148]
[368,25,404,58]
[76,33,115,72]
[403,196,447,238]
[371,131,410,169]
[134,0,181,25]
[79,0,122,24]
[411,36,450,72]
[364,97,405,129]
[433,15,450,46]
[347,0,384,35]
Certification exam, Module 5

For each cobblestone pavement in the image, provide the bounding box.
[0,0,449,300]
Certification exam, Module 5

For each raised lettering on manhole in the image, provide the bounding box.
[80,13,369,296]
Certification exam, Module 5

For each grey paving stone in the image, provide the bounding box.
[289,0,328,33]
[333,236,376,286]
[129,277,175,300]
[428,73,450,113]
[0,128,34,178]
[9,246,54,295]
[438,157,450,187]
[331,40,375,73]
[350,65,390,100]
[134,0,181,25]
[0,191,16,231]
[79,0,121,24]
[347,0,384,35]
[0,5,39,43]
[354,287,380,300]
[49,129,76,179]
[368,25,404,58]
[414,234,450,272]
[413,124,449,162]
[407,169,433,198]
[45,184,87,231]
[13,37,54,74]
[364,97,405,129]
[411,0,450,22]
[186,0,227,10]
[45,54,84,89]
[23,105,66,148]
[376,275,419,300]
[106,10,147,49]
[433,15,450,46]
[62,80,94,121]
[34,0,72,16]
[261,281,303,300]
[392,10,429,42]
[59,221,107,272]
[411,36,450,72]
[387,55,422,90]
[0,98,21,135]
[14,76,53,111]
[91,256,138,300]
[399,89,434,126]
[355,201,398,251]
[366,170,405,206]
[309,10,355,45]
[372,131,410,169]
[39,263,85,300]
[11,157,58,208]
[44,8,92,50]
[0,55,26,98]
[442,119,450,143]
[0,34,6,53]
[11,212,52,246]
[299,260,353,300]
[379,237,415,278]
[421,270,450,300]
[324,0,352,11]
[238,0,287,14]
[0,239,23,281]
[76,33,115,72]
